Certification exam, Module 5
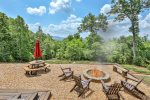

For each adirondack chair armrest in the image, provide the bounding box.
[135,78,144,87]
[63,71,73,77]
[125,76,139,82]
[87,78,92,88]
[64,71,73,74]
[100,79,105,85]
[71,71,74,75]
[100,79,109,91]
[87,78,92,83]
[125,76,144,87]
[118,92,125,100]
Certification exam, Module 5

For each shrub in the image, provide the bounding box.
[8,55,15,62]
[133,56,145,66]
[147,65,150,70]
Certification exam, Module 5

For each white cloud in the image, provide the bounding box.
[139,13,150,39]
[28,22,41,33]
[138,14,142,19]
[76,0,81,2]
[28,14,82,37]
[27,6,46,16]
[62,14,82,24]
[100,4,111,15]
[98,13,150,40]
[28,13,150,40]
[145,13,150,23]
[98,18,130,40]
[49,0,72,14]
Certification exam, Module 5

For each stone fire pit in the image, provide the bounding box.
[83,68,110,82]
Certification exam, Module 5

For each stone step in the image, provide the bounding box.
[0,89,51,100]
[38,91,51,100]
[11,93,21,99]
[26,92,38,100]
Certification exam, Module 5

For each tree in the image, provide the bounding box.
[110,0,150,60]
[91,42,103,60]
[64,39,84,60]
[0,12,15,61]
[43,38,53,59]
[37,26,43,38]
[85,32,103,48]
[74,32,81,39]
[35,26,54,60]
[96,13,108,32]
[78,13,107,52]
[66,35,74,41]
[12,16,32,61]
[78,13,108,34]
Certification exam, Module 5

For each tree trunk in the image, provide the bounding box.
[132,32,136,60]
[130,18,137,61]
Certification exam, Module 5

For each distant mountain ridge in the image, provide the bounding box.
[52,36,64,40]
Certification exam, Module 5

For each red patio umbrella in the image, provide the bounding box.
[34,38,42,59]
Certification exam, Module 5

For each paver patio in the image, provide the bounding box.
[0,63,149,100]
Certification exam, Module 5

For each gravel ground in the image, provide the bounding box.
[0,63,149,100]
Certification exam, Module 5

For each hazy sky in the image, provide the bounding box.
[0,0,150,39]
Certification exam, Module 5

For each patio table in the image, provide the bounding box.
[29,60,45,68]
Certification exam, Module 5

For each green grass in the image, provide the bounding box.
[45,59,101,64]
[122,64,150,75]
[135,75,150,86]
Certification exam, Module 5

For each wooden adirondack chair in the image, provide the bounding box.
[101,79,124,100]
[121,75,148,100]
[58,67,73,81]
[70,75,92,97]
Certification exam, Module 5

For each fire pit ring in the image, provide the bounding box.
[83,68,110,82]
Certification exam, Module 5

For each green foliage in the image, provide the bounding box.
[136,75,150,86]
[64,39,84,60]
[102,35,150,66]
[0,12,55,62]
[46,59,100,64]
[147,65,150,70]
[133,56,145,66]
[0,12,13,62]
[103,36,132,64]
[123,65,150,75]
[83,49,93,60]
[0,11,150,69]
[78,13,108,33]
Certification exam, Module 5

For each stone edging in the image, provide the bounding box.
[83,68,110,82]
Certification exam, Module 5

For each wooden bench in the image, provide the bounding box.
[23,66,39,75]
[24,64,50,75]
[43,63,50,72]
[113,64,129,77]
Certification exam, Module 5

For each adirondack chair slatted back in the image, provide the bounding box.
[121,80,148,100]
[73,75,83,88]
[124,76,144,88]
[107,83,122,95]
[121,81,135,90]
[61,67,68,74]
